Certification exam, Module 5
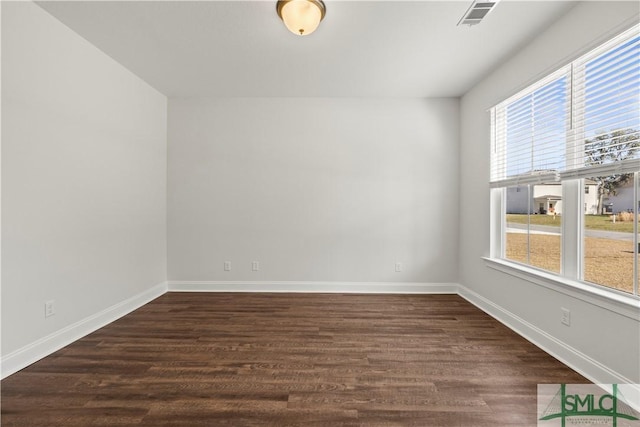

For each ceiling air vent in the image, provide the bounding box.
[457,1,499,26]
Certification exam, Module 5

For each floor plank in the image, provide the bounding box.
[1,293,588,426]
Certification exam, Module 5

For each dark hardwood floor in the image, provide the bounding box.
[1,293,588,426]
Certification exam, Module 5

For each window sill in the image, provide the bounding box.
[482,257,640,321]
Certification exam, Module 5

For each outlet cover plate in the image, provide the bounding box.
[45,300,55,318]
[561,307,571,326]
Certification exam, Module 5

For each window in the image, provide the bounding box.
[583,174,635,293]
[491,68,569,184]
[504,184,562,273]
[490,25,640,298]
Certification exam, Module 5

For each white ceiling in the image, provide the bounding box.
[37,1,578,98]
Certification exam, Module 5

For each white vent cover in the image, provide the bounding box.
[457,1,499,26]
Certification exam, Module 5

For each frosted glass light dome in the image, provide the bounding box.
[277,0,326,36]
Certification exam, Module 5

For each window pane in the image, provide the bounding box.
[582,35,640,168]
[505,184,561,273]
[583,174,635,293]
[504,76,568,178]
[505,186,529,265]
[529,184,561,273]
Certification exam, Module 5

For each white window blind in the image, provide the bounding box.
[491,68,569,187]
[491,24,640,187]
[564,27,640,180]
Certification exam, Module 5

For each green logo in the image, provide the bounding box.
[539,384,640,427]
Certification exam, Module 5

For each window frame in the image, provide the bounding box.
[488,24,640,308]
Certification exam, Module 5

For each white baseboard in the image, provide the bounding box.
[457,284,640,411]
[1,281,168,379]
[167,280,458,294]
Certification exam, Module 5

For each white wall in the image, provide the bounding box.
[1,2,167,367]
[460,1,639,388]
[168,98,459,284]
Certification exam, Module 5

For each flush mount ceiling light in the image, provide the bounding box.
[276,0,326,36]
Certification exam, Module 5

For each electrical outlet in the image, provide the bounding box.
[224,261,231,271]
[252,261,259,271]
[395,262,402,272]
[561,307,571,326]
[45,300,55,318]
